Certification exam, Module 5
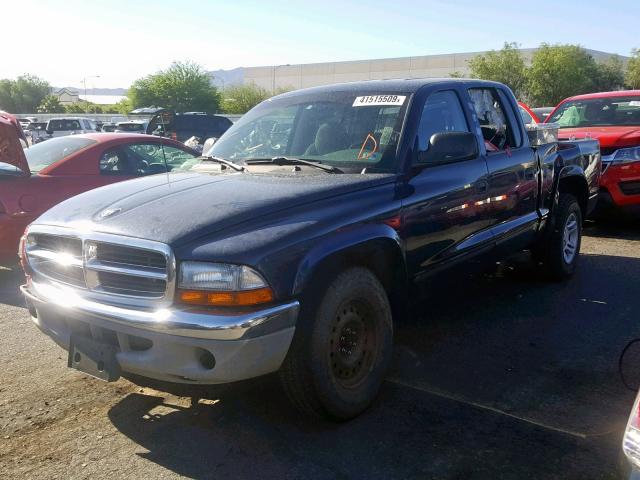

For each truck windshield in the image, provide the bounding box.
[549,96,640,128]
[208,91,411,173]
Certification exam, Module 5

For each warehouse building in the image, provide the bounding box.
[211,48,625,92]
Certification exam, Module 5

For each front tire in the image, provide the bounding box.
[279,267,393,420]
[536,193,583,280]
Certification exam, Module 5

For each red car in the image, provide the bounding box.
[518,101,542,125]
[546,90,640,214]
[0,124,198,264]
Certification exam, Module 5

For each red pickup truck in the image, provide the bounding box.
[547,90,640,215]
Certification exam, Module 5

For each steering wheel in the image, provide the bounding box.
[136,160,149,174]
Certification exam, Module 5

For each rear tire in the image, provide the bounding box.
[535,193,582,280]
[279,267,393,420]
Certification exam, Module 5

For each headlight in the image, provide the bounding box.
[177,261,274,307]
[604,146,640,165]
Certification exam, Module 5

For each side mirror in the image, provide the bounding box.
[417,131,478,165]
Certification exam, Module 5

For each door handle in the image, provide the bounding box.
[475,180,488,193]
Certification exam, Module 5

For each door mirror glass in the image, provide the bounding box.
[417,131,478,164]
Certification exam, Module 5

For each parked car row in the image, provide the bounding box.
[18,111,233,148]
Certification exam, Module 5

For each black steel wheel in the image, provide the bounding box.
[329,299,379,389]
[279,267,393,420]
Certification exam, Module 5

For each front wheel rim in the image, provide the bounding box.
[562,212,579,264]
[329,300,378,389]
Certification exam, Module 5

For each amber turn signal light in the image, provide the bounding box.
[178,287,274,307]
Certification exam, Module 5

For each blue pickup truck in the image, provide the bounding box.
[20,79,600,420]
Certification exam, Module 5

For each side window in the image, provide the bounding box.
[99,148,133,175]
[124,143,170,175]
[126,143,164,163]
[416,90,469,153]
[162,145,198,170]
[468,88,518,152]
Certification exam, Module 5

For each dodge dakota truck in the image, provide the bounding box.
[20,79,600,420]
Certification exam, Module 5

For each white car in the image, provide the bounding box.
[45,117,97,138]
[622,390,640,478]
[114,120,148,134]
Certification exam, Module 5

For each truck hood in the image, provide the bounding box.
[558,126,640,149]
[0,112,29,175]
[35,171,396,246]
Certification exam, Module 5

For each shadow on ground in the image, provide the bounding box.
[584,218,640,241]
[0,266,25,308]
[109,382,625,480]
[394,252,639,437]
[107,248,639,479]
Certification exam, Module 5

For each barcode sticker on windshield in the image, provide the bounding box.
[353,95,406,107]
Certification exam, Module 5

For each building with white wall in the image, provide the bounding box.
[227,48,624,92]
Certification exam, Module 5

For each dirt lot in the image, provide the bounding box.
[1,220,639,479]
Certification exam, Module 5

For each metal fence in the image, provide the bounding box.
[16,113,243,123]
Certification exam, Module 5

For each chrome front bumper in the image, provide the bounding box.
[22,281,299,384]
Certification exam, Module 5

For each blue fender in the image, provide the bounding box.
[291,222,405,297]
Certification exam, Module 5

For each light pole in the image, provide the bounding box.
[81,75,100,113]
[271,64,290,93]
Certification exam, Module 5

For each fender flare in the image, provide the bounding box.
[551,165,589,218]
[291,223,405,297]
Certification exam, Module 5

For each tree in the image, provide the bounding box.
[448,71,464,78]
[527,44,600,106]
[113,97,133,115]
[220,84,292,114]
[64,101,103,114]
[220,83,271,114]
[468,42,528,98]
[0,74,51,113]
[0,79,16,112]
[595,55,625,92]
[37,95,65,113]
[128,61,220,113]
[626,48,640,89]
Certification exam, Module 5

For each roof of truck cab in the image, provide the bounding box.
[271,78,509,99]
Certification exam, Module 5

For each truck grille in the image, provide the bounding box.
[25,226,174,307]
[95,243,166,269]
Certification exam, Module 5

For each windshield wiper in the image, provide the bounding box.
[198,155,246,172]
[244,156,343,173]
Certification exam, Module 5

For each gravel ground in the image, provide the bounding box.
[1,220,639,479]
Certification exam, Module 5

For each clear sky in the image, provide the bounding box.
[4,0,639,89]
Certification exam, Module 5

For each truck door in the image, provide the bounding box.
[467,87,539,252]
[402,89,494,278]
